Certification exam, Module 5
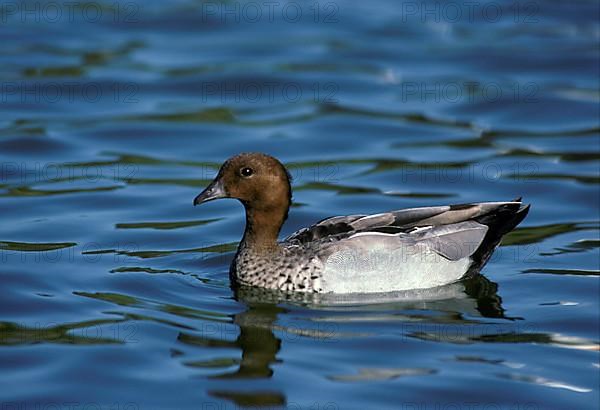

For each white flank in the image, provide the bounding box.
[321,246,471,293]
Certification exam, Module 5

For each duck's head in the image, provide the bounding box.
[193,152,292,213]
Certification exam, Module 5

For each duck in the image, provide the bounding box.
[194,153,530,294]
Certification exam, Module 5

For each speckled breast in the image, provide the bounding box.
[231,245,324,293]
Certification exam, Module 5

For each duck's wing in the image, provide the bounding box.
[283,206,453,244]
[285,200,529,247]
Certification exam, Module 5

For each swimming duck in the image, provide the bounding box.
[194,153,530,293]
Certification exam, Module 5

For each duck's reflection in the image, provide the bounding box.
[177,300,287,406]
[178,274,507,367]
[217,302,284,379]
[175,274,523,407]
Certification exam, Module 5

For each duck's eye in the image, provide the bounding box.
[240,167,254,178]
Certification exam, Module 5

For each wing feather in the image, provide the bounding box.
[284,201,522,245]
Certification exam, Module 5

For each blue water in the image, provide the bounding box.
[1,1,599,409]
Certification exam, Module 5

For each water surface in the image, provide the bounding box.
[1,1,599,409]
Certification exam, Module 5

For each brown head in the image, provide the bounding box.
[193,153,292,249]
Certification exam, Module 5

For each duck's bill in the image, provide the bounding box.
[193,180,226,205]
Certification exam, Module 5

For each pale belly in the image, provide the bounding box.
[320,247,472,294]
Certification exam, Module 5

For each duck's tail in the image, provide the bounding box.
[466,197,531,276]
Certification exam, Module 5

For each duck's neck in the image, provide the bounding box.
[240,204,288,254]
